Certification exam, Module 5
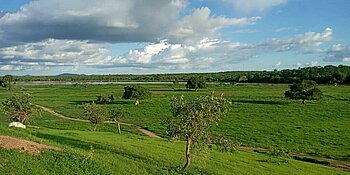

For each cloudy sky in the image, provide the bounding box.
[0,0,349,75]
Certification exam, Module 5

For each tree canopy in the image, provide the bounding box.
[122,85,150,105]
[84,102,107,131]
[2,92,34,124]
[185,76,206,90]
[285,80,322,104]
[166,95,231,170]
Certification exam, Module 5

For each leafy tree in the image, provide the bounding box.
[185,76,206,90]
[165,95,231,170]
[109,108,124,134]
[2,92,34,124]
[84,102,107,131]
[96,94,114,104]
[1,75,14,90]
[285,80,322,104]
[122,85,150,105]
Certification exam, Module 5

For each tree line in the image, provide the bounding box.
[4,65,350,85]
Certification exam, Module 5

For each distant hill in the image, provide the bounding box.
[58,73,85,76]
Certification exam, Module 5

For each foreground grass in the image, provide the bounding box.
[0,124,347,175]
[0,83,349,165]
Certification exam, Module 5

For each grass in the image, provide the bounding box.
[0,125,348,175]
[0,83,349,174]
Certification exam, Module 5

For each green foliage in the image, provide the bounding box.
[186,76,207,90]
[96,94,114,104]
[285,80,322,104]
[167,95,231,141]
[109,108,123,122]
[1,83,349,162]
[83,102,107,131]
[2,92,34,124]
[122,85,150,105]
[166,95,231,169]
[1,75,14,89]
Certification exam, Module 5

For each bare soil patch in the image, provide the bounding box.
[0,136,61,155]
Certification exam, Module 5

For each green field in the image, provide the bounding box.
[0,83,349,174]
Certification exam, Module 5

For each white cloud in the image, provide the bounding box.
[167,7,261,43]
[274,61,281,67]
[275,27,298,32]
[323,44,350,62]
[0,39,111,67]
[0,28,343,72]
[0,65,23,71]
[0,0,186,47]
[259,28,333,53]
[224,0,288,13]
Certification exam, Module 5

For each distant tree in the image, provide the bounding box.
[96,94,114,104]
[109,108,124,134]
[285,80,322,104]
[330,71,347,86]
[122,85,150,105]
[84,102,107,131]
[2,92,34,124]
[185,76,206,90]
[165,95,231,170]
[1,75,14,90]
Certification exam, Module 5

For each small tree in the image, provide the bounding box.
[109,108,124,134]
[285,80,322,104]
[166,95,231,170]
[1,75,14,90]
[122,85,150,105]
[96,94,114,104]
[84,102,107,131]
[186,76,206,90]
[2,92,34,124]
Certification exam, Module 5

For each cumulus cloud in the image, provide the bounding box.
[0,28,342,72]
[259,27,332,53]
[0,0,185,47]
[168,7,261,43]
[0,65,23,71]
[224,0,288,13]
[0,39,111,69]
[323,44,350,62]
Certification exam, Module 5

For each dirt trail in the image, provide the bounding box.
[36,105,160,138]
[0,136,61,155]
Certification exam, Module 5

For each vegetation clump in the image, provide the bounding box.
[1,75,14,90]
[2,92,34,124]
[185,76,206,90]
[122,85,150,105]
[109,108,124,134]
[96,94,114,104]
[83,102,107,131]
[165,95,231,170]
[285,80,322,104]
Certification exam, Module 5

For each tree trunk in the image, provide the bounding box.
[117,121,121,134]
[301,99,305,104]
[93,124,97,131]
[182,136,191,170]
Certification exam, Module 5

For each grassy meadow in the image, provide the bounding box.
[0,83,349,174]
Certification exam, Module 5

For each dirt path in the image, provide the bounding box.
[0,136,61,155]
[36,105,160,138]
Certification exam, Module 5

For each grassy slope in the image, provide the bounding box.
[0,124,347,175]
[0,83,349,174]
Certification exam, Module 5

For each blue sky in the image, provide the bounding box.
[0,0,349,75]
